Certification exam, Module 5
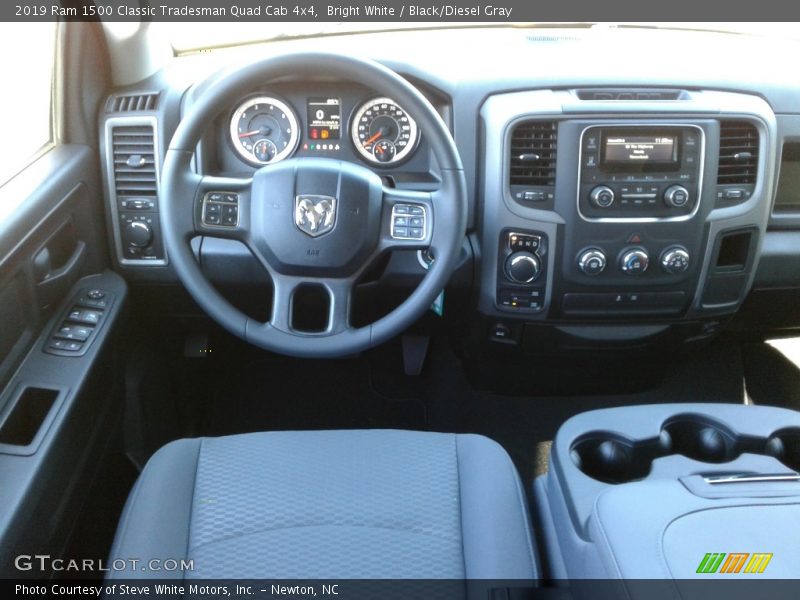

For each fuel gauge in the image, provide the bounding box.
[253,139,278,163]
[372,139,396,163]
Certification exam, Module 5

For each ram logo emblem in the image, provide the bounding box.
[294,195,336,237]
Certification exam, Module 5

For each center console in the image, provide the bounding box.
[478,90,777,350]
[534,404,800,584]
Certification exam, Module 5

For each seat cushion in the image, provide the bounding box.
[108,430,538,579]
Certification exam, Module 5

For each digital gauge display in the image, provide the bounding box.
[307,97,341,140]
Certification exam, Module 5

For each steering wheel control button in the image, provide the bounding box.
[508,232,541,252]
[504,252,542,284]
[663,184,690,208]
[577,248,607,275]
[203,192,239,228]
[391,204,426,240]
[661,246,691,274]
[589,185,615,208]
[620,248,649,275]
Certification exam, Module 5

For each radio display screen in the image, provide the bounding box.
[601,131,680,167]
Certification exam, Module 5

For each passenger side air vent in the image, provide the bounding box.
[715,121,759,207]
[717,121,759,185]
[110,124,157,197]
[107,92,159,113]
[574,88,686,101]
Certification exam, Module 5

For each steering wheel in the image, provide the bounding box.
[160,53,467,358]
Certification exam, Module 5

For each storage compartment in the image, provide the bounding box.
[0,386,60,447]
[716,231,752,269]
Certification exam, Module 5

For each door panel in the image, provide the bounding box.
[0,143,128,577]
[0,145,109,383]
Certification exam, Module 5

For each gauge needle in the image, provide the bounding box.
[238,130,262,138]
[363,130,384,146]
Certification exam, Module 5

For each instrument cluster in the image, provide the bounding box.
[228,92,421,168]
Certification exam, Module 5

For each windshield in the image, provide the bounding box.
[162,22,800,53]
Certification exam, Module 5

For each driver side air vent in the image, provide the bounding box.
[110,125,157,197]
[107,92,160,113]
[717,121,759,185]
[509,121,558,186]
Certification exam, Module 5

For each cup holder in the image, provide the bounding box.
[765,429,800,472]
[570,431,671,484]
[570,415,800,484]
[663,417,741,463]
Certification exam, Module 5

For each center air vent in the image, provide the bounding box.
[107,92,160,113]
[509,120,557,188]
[110,124,157,197]
[717,121,759,185]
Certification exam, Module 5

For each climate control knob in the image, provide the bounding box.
[660,246,690,274]
[123,221,153,248]
[504,252,541,284]
[619,248,649,275]
[589,185,615,208]
[663,185,690,208]
[577,248,607,275]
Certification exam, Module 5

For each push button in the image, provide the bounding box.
[67,309,102,325]
[391,204,426,240]
[49,339,83,352]
[55,325,93,342]
[203,192,239,227]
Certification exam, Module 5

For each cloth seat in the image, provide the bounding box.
[108,429,538,579]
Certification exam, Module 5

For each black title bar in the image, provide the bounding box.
[4,0,800,22]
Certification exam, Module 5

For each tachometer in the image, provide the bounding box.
[351,97,419,166]
[229,96,299,165]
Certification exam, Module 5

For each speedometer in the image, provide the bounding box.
[351,97,419,166]
[229,96,300,166]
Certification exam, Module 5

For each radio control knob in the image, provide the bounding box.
[123,221,153,248]
[589,185,615,208]
[504,252,541,284]
[660,246,690,274]
[577,248,607,275]
[663,185,690,208]
[620,248,649,275]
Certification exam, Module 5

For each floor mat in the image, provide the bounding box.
[200,354,427,436]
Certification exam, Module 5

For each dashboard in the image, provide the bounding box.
[98,26,800,353]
